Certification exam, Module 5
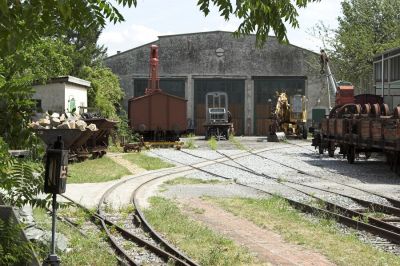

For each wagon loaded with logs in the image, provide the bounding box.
[30,114,116,161]
[311,50,400,173]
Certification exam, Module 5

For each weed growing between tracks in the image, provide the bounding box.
[144,196,255,266]
[229,135,247,150]
[32,207,118,265]
[209,196,400,266]
[123,152,174,170]
[68,157,131,183]
[183,133,197,149]
[207,136,218,150]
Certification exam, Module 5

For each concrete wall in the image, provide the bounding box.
[105,31,325,134]
[33,83,65,112]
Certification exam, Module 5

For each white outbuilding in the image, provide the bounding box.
[33,76,90,115]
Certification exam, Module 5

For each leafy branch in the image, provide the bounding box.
[197,0,320,46]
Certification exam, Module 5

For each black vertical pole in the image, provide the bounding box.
[51,193,57,255]
[43,192,60,265]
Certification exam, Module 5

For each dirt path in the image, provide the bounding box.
[179,197,335,266]
[107,153,146,175]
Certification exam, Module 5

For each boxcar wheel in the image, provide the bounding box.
[347,146,355,164]
[302,125,308,139]
[318,144,323,154]
[328,141,335,157]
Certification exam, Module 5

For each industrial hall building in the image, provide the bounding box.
[104,31,325,136]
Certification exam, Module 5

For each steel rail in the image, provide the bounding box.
[214,150,400,215]
[212,151,400,243]
[97,170,199,266]
[249,150,400,208]
[61,193,189,265]
[153,150,400,245]
[182,148,400,217]
[130,177,200,266]
[44,206,128,265]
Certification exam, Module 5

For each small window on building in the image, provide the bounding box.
[374,62,382,82]
[390,56,400,82]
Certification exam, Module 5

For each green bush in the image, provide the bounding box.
[0,137,50,208]
[0,217,33,265]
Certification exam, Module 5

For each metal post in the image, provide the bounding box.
[44,193,60,265]
[326,76,331,110]
[382,54,384,98]
[51,193,57,255]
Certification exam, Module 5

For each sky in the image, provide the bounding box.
[98,0,343,56]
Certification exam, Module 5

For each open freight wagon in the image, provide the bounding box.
[36,118,116,161]
[313,103,400,173]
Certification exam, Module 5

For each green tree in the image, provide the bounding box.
[0,39,74,148]
[328,0,400,92]
[198,0,320,45]
[0,0,136,59]
[0,0,322,147]
[0,0,320,60]
[80,66,124,119]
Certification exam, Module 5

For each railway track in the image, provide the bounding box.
[59,165,205,265]
[215,149,400,246]
[150,147,400,250]
[97,169,199,266]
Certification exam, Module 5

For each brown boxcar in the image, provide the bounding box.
[128,91,187,141]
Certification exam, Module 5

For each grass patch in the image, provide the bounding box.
[122,153,174,170]
[208,136,218,150]
[164,177,225,186]
[365,211,386,220]
[32,207,118,266]
[107,142,123,153]
[144,197,254,266]
[228,135,247,150]
[119,205,135,220]
[58,206,92,227]
[183,133,197,149]
[276,176,287,183]
[208,196,400,266]
[68,157,130,183]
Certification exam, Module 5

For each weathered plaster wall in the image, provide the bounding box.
[33,81,88,115]
[33,83,65,112]
[105,31,325,134]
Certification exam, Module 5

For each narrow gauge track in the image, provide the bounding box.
[246,146,400,208]
[151,149,400,247]
[181,141,400,209]
[44,206,127,265]
[60,165,201,266]
[97,170,199,266]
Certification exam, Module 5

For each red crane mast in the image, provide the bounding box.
[145,45,161,95]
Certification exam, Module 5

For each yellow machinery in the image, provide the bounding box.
[270,92,307,141]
